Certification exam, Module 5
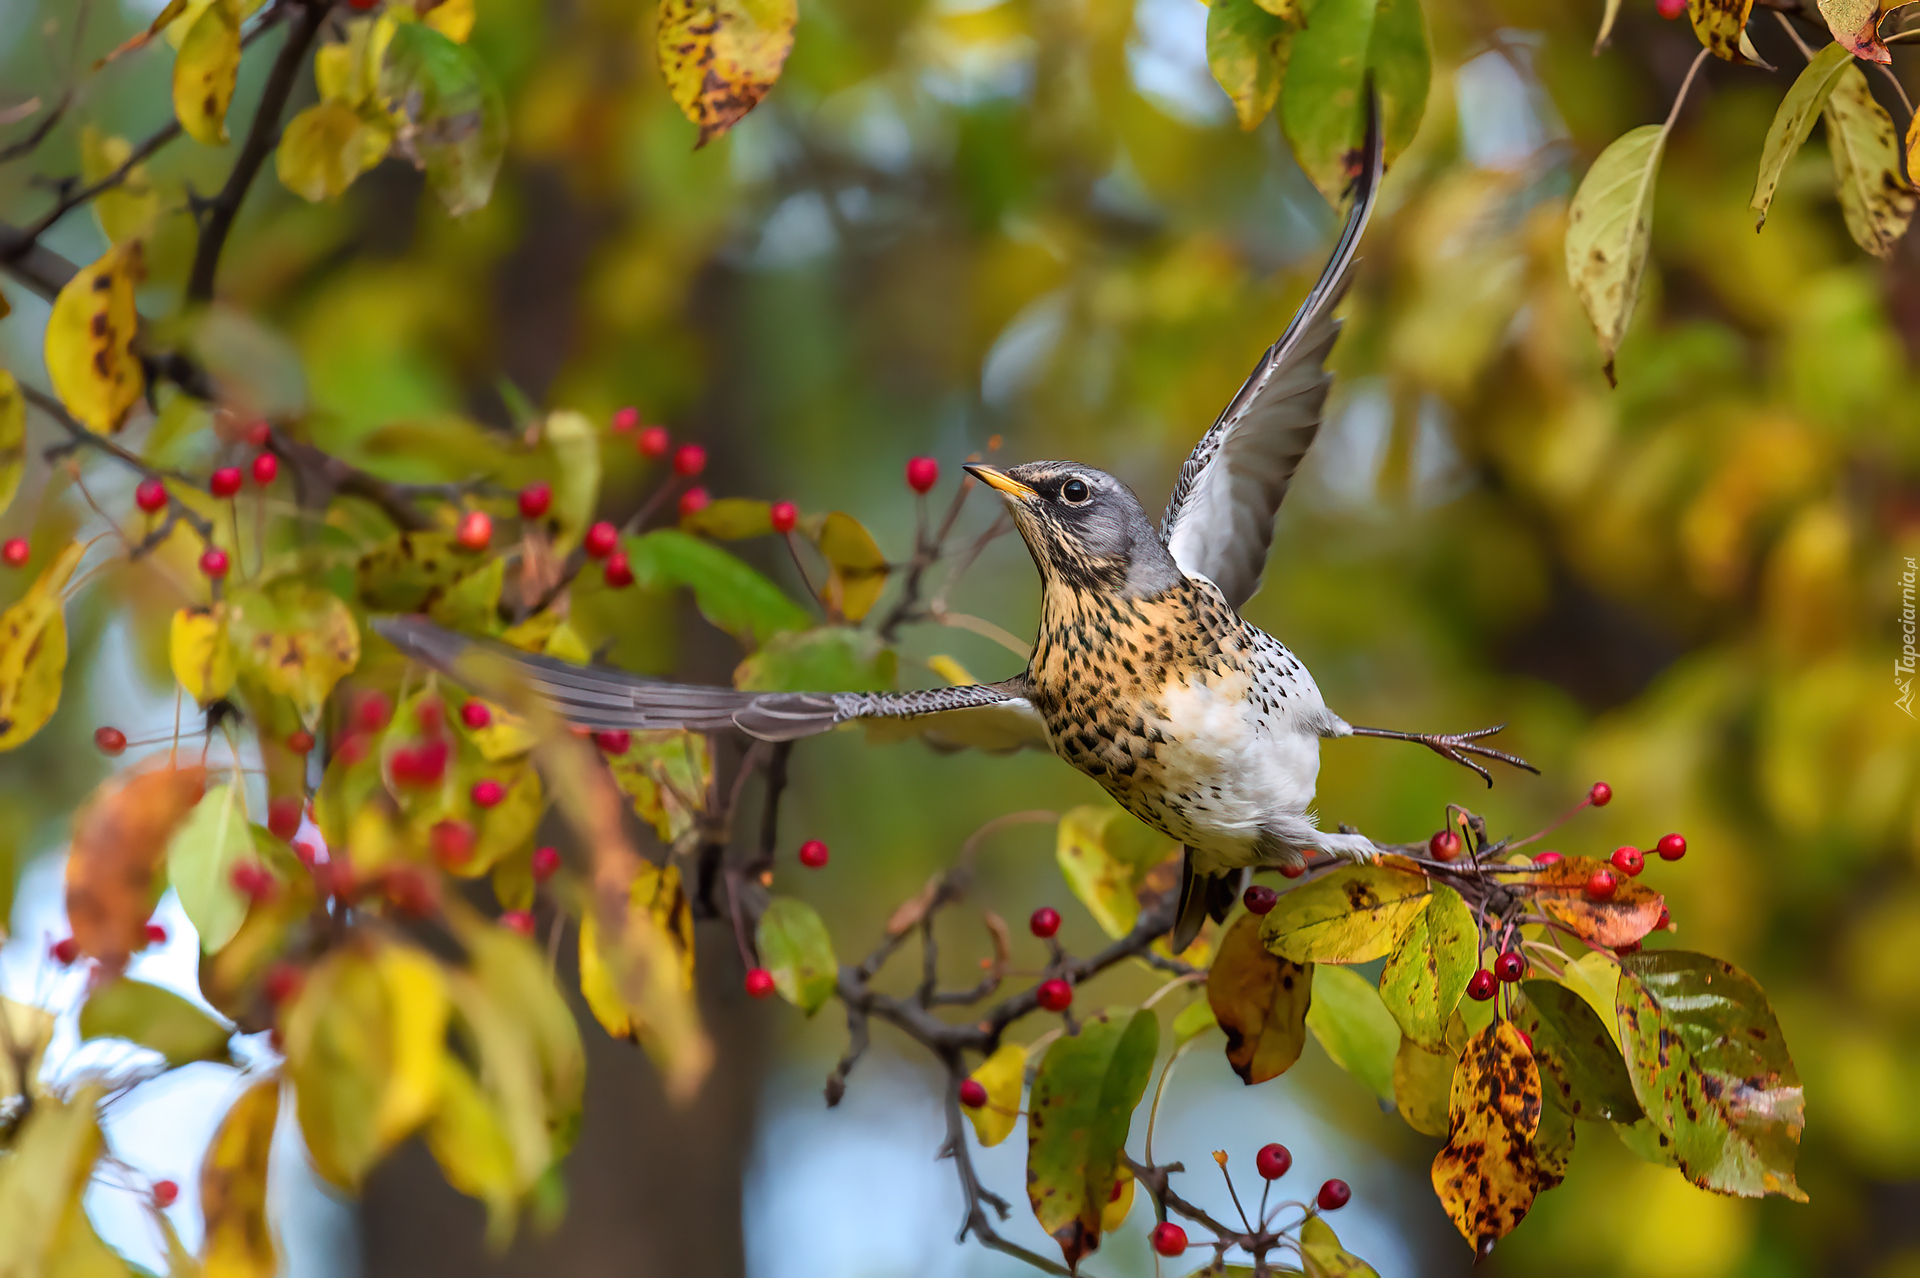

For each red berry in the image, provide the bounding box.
[1279,862,1306,879]
[231,862,275,902]
[500,910,536,937]
[263,962,302,1005]
[594,729,631,755]
[770,501,798,534]
[1610,845,1645,877]
[250,454,278,485]
[94,726,127,756]
[745,967,776,998]
[346,0,378,10]
[518,482,552,520]
[1255,1143,1292,1180]
[798,838,829,869]
[433,819,476,867]
[1318,1178,1351,1211]
[471,779,505,808]
[151,1179,178,1208]
[243,420,271,447]
[210,467,242,498]
[1150,1222,1188,1257]
[1657,0,1686,17]
[531,846,561,882]
[958,1078,988,1108]
[1589,781,1613,807]
[460,701,492,730]
[0,538,25,568]
[637,425,670,458]
[135,479,168,513]
[611,406,641,433]
[390,738,450,786]
[673,443,707,478]
[1534,850,1563,866]
[1429,829,1462,861]
[198,547,229,579]
[1656,832,1687,861]
[356,692,392,732]
[678,487,710,519]
[1656,906,1672,930]
[1036,977,1073,1012]
[144,922,167,945]
[456,510,492,552]
[1494,950,1526,982]
[51,937,80,965]
[1586,868,1619,900]
[1516,1029,1534,1053]
[584,521,618,559]
[267,795,303,840]
[336,732,370,765]
[906,456,939,493]
[287,730,314,754]
[292,840,319,867]
[1467,968,1497,1001]
[604,551,634,588]
[1242,885,1278,915]
[1029,906,1061,938]
[384,867,434,917]
[415,697,445,734]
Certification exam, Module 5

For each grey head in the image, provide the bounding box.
[964,460,1184,598]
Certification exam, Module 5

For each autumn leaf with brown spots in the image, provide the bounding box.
[657,0,798,149]
[1431,1020,1544,1259]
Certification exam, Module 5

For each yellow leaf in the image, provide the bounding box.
[1101,1165,1134,1233]
[1054,805,1139,937]
[962,1043,1027,1147]
[424,0,475,43]
[45,243,145,434]
[275,101,392,202]
[0,542,85,754]
[80,126,161,246]
[607,731,710,847]
[1431,1020,1544,1258]
[816,510,889,621]
[1206,912,1312,1085]
[1394,1018,1466,1139]
[228,583,361,722]
[680,497,773,539]
[1259,864,1433,964]
[0,1084,106,1276]
[1828,64,1917,260]
[170,605,237,704]
[1685,0,1757,63]
[174,0,242,145]
[199,1079,279,1278]
[0,370,22,520]
[425,1057,519,1243]
[579,860,696,1039]
[656,0,797,148]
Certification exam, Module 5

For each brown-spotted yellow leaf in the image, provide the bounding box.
[1260,863,1431,964]
[1205,912,1311,1085]
[356,529,472,612]
[276,100,393,202]
[228,583,360,723]
[657,0,797,148]
[607,731,710,847]
[580,859,698,1033]
[1752,41,1852,230]
[755,895,837,1014]
[1431,1020,1543,1259]
[1056,805,1142,938]
[425,1055,518,1245]
[816,510,889,622]
[962,1043,1027,1148]
[45,243,145,434]
[1686,0,1756,62]
[1102,1165,1134,1234]
[1615,950,1805,1200]
[200,1078,278,1278]
[1301,1215,1381,1278]
[1520,855,1665,949]
[1817,0,1890,62]
[1026,1007,1158,1268]
[1565,124,1665,384]
[0,371,22,525]
[65,760,206,969]
[174,0,242,145]
[1827,63,1917,260]
[1377,884,1474,1048]
[171,605,237,705]
[0,542,83,753]
[81,125,163,245]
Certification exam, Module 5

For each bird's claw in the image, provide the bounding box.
[1416,724,1539,788]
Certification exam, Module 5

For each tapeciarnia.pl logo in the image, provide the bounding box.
[1900,557,1916,717]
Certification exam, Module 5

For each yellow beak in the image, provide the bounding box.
[963,463,1037,500]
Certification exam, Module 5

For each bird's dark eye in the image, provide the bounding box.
[1061,478,1090,504]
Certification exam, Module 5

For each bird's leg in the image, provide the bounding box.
[1260,814,1376,865]
[1346,722,1539,788]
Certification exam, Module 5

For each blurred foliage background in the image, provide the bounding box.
[3,0,1919,1273]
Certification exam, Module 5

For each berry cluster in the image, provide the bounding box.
[1139,1142,1348,1258]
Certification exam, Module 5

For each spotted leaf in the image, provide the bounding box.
[1519,855,1664,949]
[1260,864,1431,964]
[1752,41,1852,230]
[0,542,83,752]
[1301,1215,1381,1278]
[174,0,241,143]
[657,0,798,148]
[1206,911,1312,1085]
[171,604,237,705]
[1378,883,1475,1048]
[1817,0,1890,62]
[1206,0,1292,131]
[1515,978,1641,1123]
[200,1078,279,1278]
[45,243,145,434]
[1431,1020,1543,1259]
[1686,0,1756,62]
[1827,63,1916,260]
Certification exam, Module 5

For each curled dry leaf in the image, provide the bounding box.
[1817,0,1892,62]
[65,760,208,969]
[1686,0,1757,63]
[1205,912,1312,1085]
[1520,854,1665,948]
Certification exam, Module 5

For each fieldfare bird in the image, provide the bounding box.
[376,97,1535,951]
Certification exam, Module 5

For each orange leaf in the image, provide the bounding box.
[65,761,206,969]
[1521,856,1665,949]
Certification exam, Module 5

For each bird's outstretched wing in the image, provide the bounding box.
[375,615,1042,746]
[1159,89,1385,611]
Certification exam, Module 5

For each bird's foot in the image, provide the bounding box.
[1348,722,1540,788]
[1315,830,1378,864]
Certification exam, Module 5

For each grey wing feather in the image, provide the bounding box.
[1159,89,1385,611]
[374,615,1033,744]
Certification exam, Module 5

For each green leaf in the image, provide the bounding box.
[378,21,507,215]
[1615,950,1806,1201]
[1301,1216,1380,1278]
[1260,864,1431,964]
[276,99,393,201]
[542,410,600,552]
[733,627,896,693]
[1279,0,1429,203]
[79,977,231,1067]
[625,530,811,646]
[1377,884,1474,1048]
[1304,964,1398,1103]
[427,557,506,636]
[1054,805,1164,939]
[755,896,837,1014]
[1026,1007,1159,1268]
[1172,998,1217,1045]
[1515,979,1641,1123]
[167,781,252,953]
[1206,912,1312,1085]
[1207,0,1293,131]
[1393,1027,1458,1138]
[1565,123,1667,383]
[1824,63,1917,259]
[1751,41,1852,229]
